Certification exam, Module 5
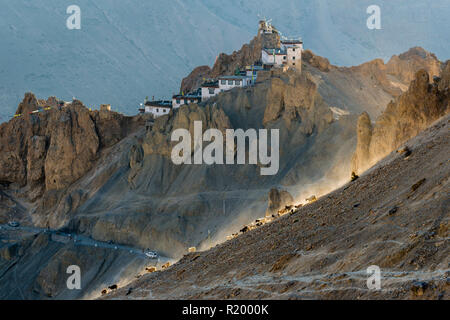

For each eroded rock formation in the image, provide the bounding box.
[266,188,294,217]
[0,93,144,194]
[386,47,442,85]
[302,50,331,72]
[352,61,450,174]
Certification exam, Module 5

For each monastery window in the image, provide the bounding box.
[176,99,180,104]
[208,88,215,94]
[236,80,241,85]
[221,80,226,85]
[228,80,234,85]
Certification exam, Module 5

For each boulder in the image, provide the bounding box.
[351,112,373,174]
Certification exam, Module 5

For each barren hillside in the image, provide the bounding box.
[107,114,449,300]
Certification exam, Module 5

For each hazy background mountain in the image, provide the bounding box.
[0,0,449,121]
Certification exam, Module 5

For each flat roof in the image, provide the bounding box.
[263,48,287,55]
[145,100,172,108]
[282,39,303,44]
[218,75,250,80]
[245,65,265,70]
[201,80,219,88]
[172,94,201,99]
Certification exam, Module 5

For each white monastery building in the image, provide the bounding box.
[172,92,201,109]
[281,39,303,70]
[261,39,303,71]
[218,75,253,91]
[201,80,221,101]
[261,48,287,66]
[140,20,303,116]
[140,100,172,118]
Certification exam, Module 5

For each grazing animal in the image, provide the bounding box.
[145,266,157,273]
[240,226,249,233]
[108,284,118,290]
[397,146,412,158]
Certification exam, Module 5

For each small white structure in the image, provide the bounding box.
[141,100,172,117]
[218,75,252,91]
[201,80,221,101]
[172,93,201,109]
[261,38,303,71]
[281,39,303,71]
[261,48,287,66]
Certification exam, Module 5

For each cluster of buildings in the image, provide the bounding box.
[261,40,303,70]
[139,20,303,118]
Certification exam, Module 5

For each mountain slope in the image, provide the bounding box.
[107,114,450,300]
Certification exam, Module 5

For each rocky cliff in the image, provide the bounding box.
[180,32,280,93]
[386,47,442,85]
[0,93,145,216]
[352,61,450,174]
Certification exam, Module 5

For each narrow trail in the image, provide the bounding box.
[0,224,162,261]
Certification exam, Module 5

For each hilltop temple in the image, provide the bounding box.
[140,19,303,118]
